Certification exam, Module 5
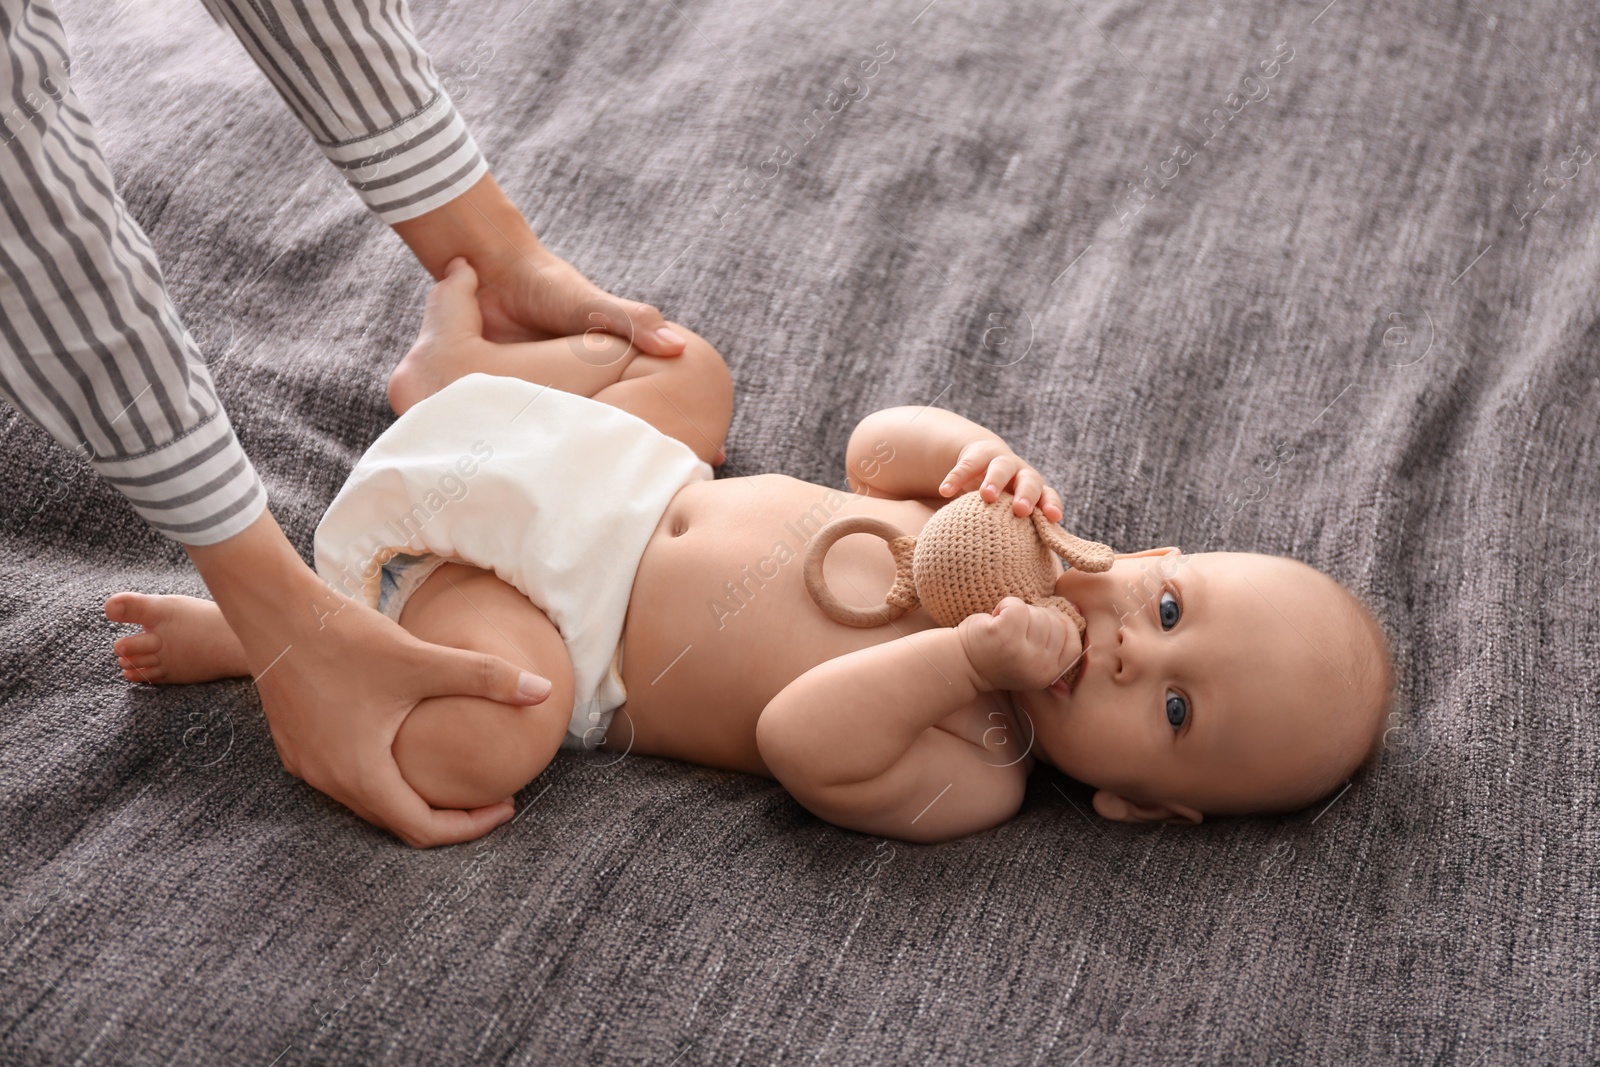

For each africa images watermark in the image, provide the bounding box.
[1511,138,1592,231]
[1113,40,1295,229]
[314,439,495,628]
[0,42,94,149]
[710,41,897,227]
[706,439,897,629]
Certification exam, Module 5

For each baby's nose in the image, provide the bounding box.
[1111,623,1131,678]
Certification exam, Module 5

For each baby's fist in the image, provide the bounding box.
[957,597,1084,693]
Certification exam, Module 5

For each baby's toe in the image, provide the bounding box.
[105,591,142,623]
[121,662,164,683]
[105,590,166,628]
[114,632,161,656]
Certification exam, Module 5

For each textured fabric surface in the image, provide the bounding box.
[2,0,1597,1062]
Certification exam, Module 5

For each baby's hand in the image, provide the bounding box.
[939,439,1062,520]
[957,597,1084,693]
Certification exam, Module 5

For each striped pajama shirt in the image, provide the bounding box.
[0,0,488,544]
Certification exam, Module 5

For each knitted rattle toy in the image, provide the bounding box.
[802,489,1115,689]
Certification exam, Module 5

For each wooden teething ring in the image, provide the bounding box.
[802,514,911,627]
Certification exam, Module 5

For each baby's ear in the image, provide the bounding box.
[1092,789,1204,824]
[1113,546,1180,561]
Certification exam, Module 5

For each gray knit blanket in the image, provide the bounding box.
[2,0,1596,1061]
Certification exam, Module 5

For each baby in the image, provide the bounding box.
[106,260,1395,843]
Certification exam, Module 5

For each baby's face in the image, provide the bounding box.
[1011,548,1371,822]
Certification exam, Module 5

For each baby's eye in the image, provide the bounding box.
[1165,690,1188,730]
[1158,589,1181,630]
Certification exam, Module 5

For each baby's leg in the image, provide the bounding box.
[105,592,250,684]
[105,566,574,810]
[389,561,577,810]
[388,265,733,467]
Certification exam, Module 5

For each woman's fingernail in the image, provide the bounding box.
[655,326,685,347]
[518,672,552,700]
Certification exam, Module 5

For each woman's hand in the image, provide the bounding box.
[183,510,553,849]
[392,172,687,357]
[471,242,686,355]
[938,439,1063,521]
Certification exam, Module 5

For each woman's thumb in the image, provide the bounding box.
[441,255,477,286]
[422,257,484,337]
[425,644,553,706]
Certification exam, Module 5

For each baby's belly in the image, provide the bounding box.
[611,473,945,776]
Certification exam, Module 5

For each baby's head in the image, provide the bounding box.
[1017,547,1393,823]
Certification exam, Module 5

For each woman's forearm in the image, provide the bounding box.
[182,510,347,668]
[757,627,986,788]
[390,171,540,281]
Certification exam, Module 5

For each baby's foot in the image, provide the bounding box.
[388,259,493,416]
[388,333,449,417]
[104,592,252,684]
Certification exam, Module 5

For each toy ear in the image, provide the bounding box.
[1030,509,1114,573]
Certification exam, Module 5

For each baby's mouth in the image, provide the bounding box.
[1048,648,1086,697]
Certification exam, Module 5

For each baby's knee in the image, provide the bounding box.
[620,321,733,456]
[624,322,728,385]
[392,562,578,808]
[392,685,574,810]
[670,322,731,387]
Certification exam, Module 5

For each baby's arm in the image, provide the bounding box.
[757,598,1081,843]
[845,407,1060,520]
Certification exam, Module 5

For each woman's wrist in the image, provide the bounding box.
[389,170,688,358]
[390,171,544,281]
[183,510,343,662]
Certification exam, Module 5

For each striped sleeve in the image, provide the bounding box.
[198,0,490,224]
[0,0,267,546]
